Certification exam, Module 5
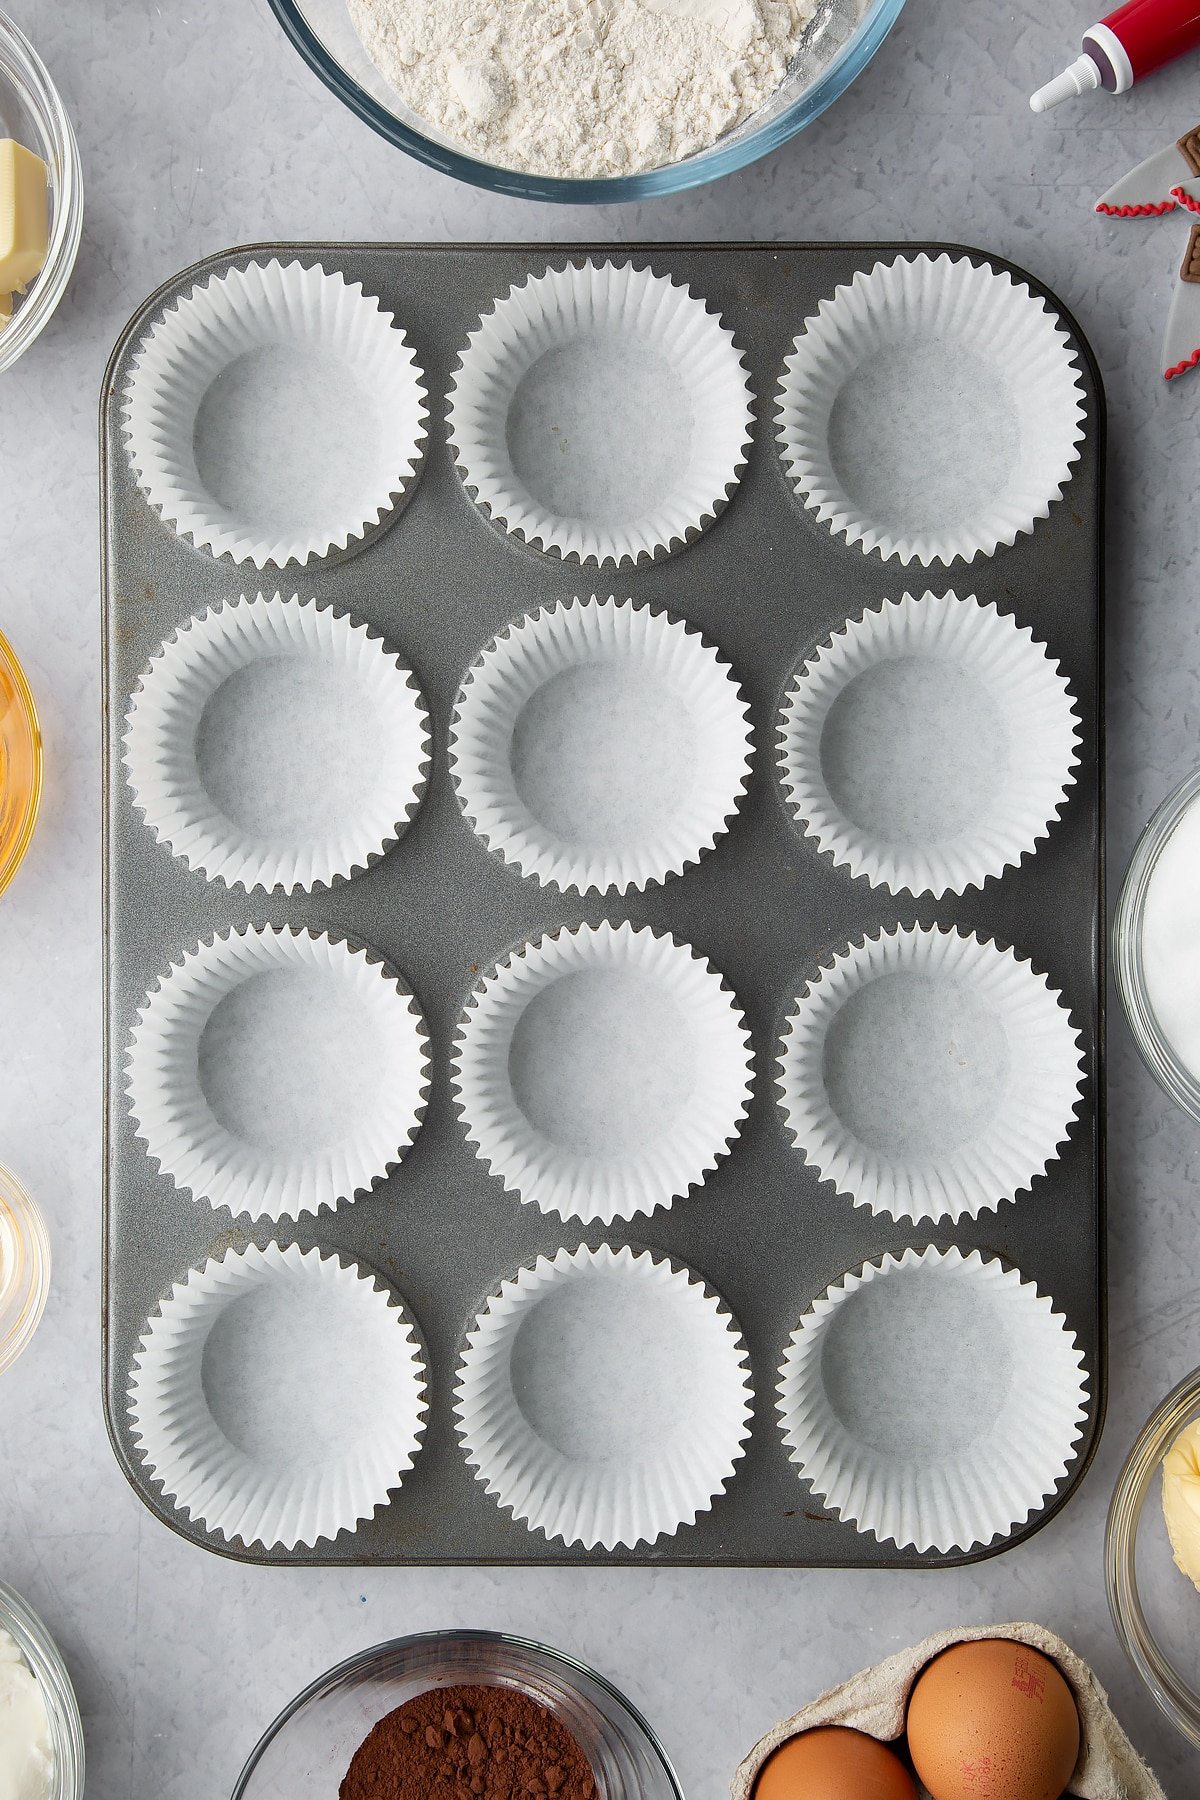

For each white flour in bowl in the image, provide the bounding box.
[346,0,816,178]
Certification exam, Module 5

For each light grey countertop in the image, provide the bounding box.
[0,0,1198,1794]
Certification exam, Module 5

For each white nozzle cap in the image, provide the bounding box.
[1030,52,1102,112]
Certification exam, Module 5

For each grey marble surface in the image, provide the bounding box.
[0,0,1197,1794]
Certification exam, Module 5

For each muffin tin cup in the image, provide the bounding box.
[122,592,431,893]
[122,257,428,568]
[127,1242,428,1552]
[447,260,753,566]
[453,920,753,1225]
[450,595,752,896]
[125,925,430,1223]
[778,924,1085,1224]
[778,588,1081,897]
[455,1244,753,1551]
[776,252,1087,566]
[777,1246,1090,1554]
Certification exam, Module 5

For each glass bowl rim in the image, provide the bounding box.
[1105,1363,1200,1748]
[1112,761,1200,1125]
[0,623,43,897]
[231,1627,684,1800]
[265,0,906,202]
[0,1578,85,1797]
[0,7,84,372]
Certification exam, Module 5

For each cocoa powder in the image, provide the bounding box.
[339,1682,599,1800]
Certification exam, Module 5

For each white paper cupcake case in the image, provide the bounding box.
[128,1242,427,1550]
[455,1245,752,1550]
[122,258,428,567]
[778,925,1084,1223]
[123,592,431,893]
[777,1246,1089,1553]
[777,253,1087,566]
[453,921,753,1225]
[450,596,752,895]
[447,261,753,566]
[778,589,1081,896]
[125,925,430,1222]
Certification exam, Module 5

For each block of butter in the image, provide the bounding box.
[0,140,48,295]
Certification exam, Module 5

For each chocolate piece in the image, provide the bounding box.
[1178,128,1200,176]
[1181,226,1200,284]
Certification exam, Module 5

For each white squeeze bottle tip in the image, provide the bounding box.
[1030,53,1103,112]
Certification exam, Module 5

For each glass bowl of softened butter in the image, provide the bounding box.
[1107,1367,1200,1749]
[0,1581,84,1799]
[0,10,83,372]
[267,0,905,201]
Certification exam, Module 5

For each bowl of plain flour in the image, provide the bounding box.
[266,0,904,197]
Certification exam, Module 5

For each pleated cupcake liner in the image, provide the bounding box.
[123,591,431,893]
[128,1241,427,1551]
[778,924,1084,1223]
[455,1244,752,1550]
[777,1245,1090,1553]
[453,920,753,1225]
[447,260,753,566]
[122,257,428,567]
[777,588,1081,896]
[776,252,1086,566]
[450,595,752,895]
[125,925,430,1222]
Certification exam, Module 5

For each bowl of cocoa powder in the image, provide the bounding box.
[231,1630,683,1800]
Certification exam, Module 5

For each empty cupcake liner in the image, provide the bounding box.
[453,921,753,1225]
[450,595,752,895]
[447,260,753,566]
[778,925,1084,1223]
[455,1244,752,1550]
[128,1241,427,1550]
[125,925,430,1222]
[123,592,431,893]
[122,258,428,567]
[777,589,1081,897]
[777,1245,1090,1553]
[776,253,1087,566]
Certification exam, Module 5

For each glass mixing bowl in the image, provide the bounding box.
[1106,1367,1200,1749]
[0,1581,85,1799]
[0,10,83,372]
[1112,764,1200,1127]
[267,0,905,200]
[0,1162,50,1373]
[232,1630,682,1800]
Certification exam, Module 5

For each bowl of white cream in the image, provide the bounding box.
[0,1583,83,1800]
[1115,764,1200,1123]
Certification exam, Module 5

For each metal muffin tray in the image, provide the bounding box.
[101,241,1106,1567]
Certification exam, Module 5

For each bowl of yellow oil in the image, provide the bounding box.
[0,626,40,896]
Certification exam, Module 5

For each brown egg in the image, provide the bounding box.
[906,1639,1081,1800]
[753,1725,917,1800]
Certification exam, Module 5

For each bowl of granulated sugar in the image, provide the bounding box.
[266,0,905,199]
[232,1630,683,1800]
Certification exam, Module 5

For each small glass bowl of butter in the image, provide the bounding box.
[0,9,82,372]
[1107,1367,1200,1748]
[0,1581,84,1800]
